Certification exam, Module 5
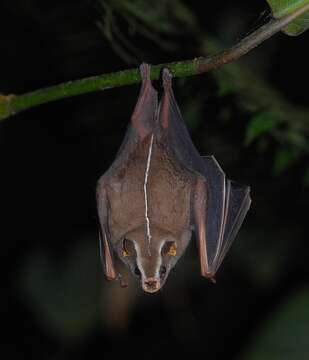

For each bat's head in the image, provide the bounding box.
[117,226,191,293]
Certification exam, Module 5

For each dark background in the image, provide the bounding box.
[1,0,309,359]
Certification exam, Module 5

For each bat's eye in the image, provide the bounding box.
[134,266,141,277]
[162,241,177,256]
[122,238,134,257]
[160,266,167,278]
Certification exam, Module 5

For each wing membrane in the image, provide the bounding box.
[199,158,251,274]
[158,69,251,277]
[215,181,251,271]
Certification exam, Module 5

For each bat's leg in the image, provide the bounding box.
[193,177,216,283]
[97,179,117,281]
[131,63,157,140]
[160,68,173,129]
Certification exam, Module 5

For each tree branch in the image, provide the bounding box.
[0,3,308,122]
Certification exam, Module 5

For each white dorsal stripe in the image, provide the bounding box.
[144,134,154,253]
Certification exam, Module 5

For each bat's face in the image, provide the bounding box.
[116,226,190,293]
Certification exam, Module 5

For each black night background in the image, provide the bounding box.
[1,1,309,359]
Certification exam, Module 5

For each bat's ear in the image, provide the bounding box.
[99,228,117,281]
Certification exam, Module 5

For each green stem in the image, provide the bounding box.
[0,3,308,122]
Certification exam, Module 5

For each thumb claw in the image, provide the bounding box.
[203,272,216,284]
[116,273,128,288]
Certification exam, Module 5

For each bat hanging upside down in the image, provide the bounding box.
[97,63,251,293]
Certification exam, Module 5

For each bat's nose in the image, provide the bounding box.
[142,277,161,293]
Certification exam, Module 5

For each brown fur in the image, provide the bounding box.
[106,135,195,243]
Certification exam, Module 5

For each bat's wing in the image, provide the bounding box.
[159,69,251,280]
[201,157,251,275]
[96,180,117,281]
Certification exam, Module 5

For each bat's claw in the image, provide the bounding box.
[106,273,128,287]
[210,276,216,284]
[203,272,216,284]
[116,273,128,288]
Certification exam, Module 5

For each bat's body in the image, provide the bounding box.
[105,137,194,242]
[97,64,251,293]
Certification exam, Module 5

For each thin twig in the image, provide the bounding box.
[0,3,308,121]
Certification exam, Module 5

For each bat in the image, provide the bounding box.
[96,63,251,293]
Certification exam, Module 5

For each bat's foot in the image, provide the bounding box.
[139,63,151,83]
[162,68,172,89]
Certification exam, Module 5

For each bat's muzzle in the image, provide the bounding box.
[142,277,161,293]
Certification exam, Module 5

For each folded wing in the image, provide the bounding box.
[202,157,251,274]
[158,68,251,279]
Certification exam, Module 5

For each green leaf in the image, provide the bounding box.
[273,148,300,174]
[245,112,278,146]
[266,0,309,36]
[244,288,309,360]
